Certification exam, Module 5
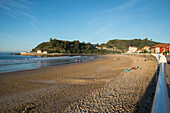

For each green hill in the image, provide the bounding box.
[32,38,120,54]
[32,38,162,54]
[32,39,92,53]
[106,38,159,52]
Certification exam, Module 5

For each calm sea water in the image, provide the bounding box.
[0,52,96,73]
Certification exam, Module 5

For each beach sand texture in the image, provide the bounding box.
[0,55,156,112]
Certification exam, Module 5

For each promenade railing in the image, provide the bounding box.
[151,54,170,113]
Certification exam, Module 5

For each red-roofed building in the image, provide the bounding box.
[142,46,151,52]
[102,47,107,50]
[137,49,142,53]
[151,44,170,53]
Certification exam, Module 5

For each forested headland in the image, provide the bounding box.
[32,38,120,54]
[32,38,161,54]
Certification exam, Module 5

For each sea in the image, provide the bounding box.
[0,52,96,73]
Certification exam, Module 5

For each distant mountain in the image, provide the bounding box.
[106,38,160,52]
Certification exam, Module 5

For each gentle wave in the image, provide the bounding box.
[0,56,83,64]
[0,55,95,73]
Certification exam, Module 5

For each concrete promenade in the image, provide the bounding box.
[166,56,170,97]
[167,56,170,83]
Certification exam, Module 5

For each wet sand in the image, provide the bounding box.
[0,55,156,112]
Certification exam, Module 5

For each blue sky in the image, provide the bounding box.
[0,0,170,52]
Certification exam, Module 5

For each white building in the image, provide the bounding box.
[107,48,114,51]
[155,47,160,53]
[96,46,102,50]
[20,52,28,55]
[43,51,47,54]
[37,50,42,54]
[20,52,27,54]
[128,46,137,53]
[142,46,151,52]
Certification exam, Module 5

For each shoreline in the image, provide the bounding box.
[0,55,102,76]
[11,52,105,56]
[0,55,99,74]
[0,54,156,112]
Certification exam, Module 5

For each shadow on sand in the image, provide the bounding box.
[133,57,160,113]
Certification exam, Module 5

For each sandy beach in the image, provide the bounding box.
[0,54,157,112]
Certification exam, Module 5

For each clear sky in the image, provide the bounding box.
[0,0,170,52]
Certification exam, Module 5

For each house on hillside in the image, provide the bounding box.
[96,46,102,50]
[127,46,137,53]
[37,50,42,54]
[151,44,170,53]
[137,49,142,53]
[102,47,107,50]
[142,46,151,52]
[96,46,107,50]
[107,48,114,51]
[43,51,47,54]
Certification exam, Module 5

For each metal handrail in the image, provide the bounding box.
[151,54,170,113]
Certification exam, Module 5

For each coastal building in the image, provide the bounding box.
[151,44,170,53]
[20,52,27,54]
[137,49,142,53]
[96,46,102,50]
[107,48,114,51]
[142,46,151,52]
[37,50,42,54]
[127,46,137,53]
[102,47,107,50]
[43,51,47,54]
[20,52,28,55]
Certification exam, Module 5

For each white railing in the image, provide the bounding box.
[151,54,170,113]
